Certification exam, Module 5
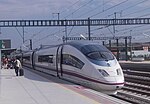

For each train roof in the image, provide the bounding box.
[37,41,96,50]
[66,41,109,54]
[34,41,109,54]
[66,41,99,48]
[66,41,106,49]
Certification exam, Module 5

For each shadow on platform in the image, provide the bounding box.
[23,67,77,86]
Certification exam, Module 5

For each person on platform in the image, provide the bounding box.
[14,57,22,76]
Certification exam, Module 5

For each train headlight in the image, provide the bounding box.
[116,68,122,75]
[98,69,109,77]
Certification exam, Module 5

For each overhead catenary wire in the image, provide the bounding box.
[64,0,94,19]
[139,13,150,17]
[103,0,149,18]
[67,26,74,36]
[65,0,128,39]
[110,8,150,32]
[121,0,149,17]
[30,28,49,39]
[108,12,150,37]
[31,0,150,47]
[77,0,112,18]
[32,0,128,44]
[15,27,23,39]
[73,2,150,41]
[34,28,72,44]
[28,0,92,46]
[75,0,148,42]
[60,0,81,14]
[90,0,129,18]
[89,0,149,34]
[121,0,148,12]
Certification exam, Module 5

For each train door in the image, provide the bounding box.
[56,45,63,78]
[31,51,35,70]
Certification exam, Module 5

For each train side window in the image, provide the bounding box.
[62,54,84,69]
[38,55,53,63]
[23,56,30,61]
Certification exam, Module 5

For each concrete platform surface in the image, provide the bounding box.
[0,68,129,104]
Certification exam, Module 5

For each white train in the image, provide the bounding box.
[17,41,124,94]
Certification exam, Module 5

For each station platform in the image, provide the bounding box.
[0,68,129,104]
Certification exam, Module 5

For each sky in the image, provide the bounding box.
[0,0,150,50]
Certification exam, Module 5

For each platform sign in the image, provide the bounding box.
[0,40,11,49]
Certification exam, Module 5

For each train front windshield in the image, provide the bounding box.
[81,44,113,59]
[86,51,114,60]
[81,44,116,66]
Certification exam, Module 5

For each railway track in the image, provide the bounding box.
[112,69,150,104]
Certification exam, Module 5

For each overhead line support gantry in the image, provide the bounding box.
[0,18,150,27]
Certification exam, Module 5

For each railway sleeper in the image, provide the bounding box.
[123,70,150,78]
[122,86,150,96]
[125,82,150,91]
[117,91,150,104]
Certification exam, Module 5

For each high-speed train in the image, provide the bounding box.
[15,41,124,94]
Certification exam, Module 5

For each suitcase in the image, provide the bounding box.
[19,69,24,76]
